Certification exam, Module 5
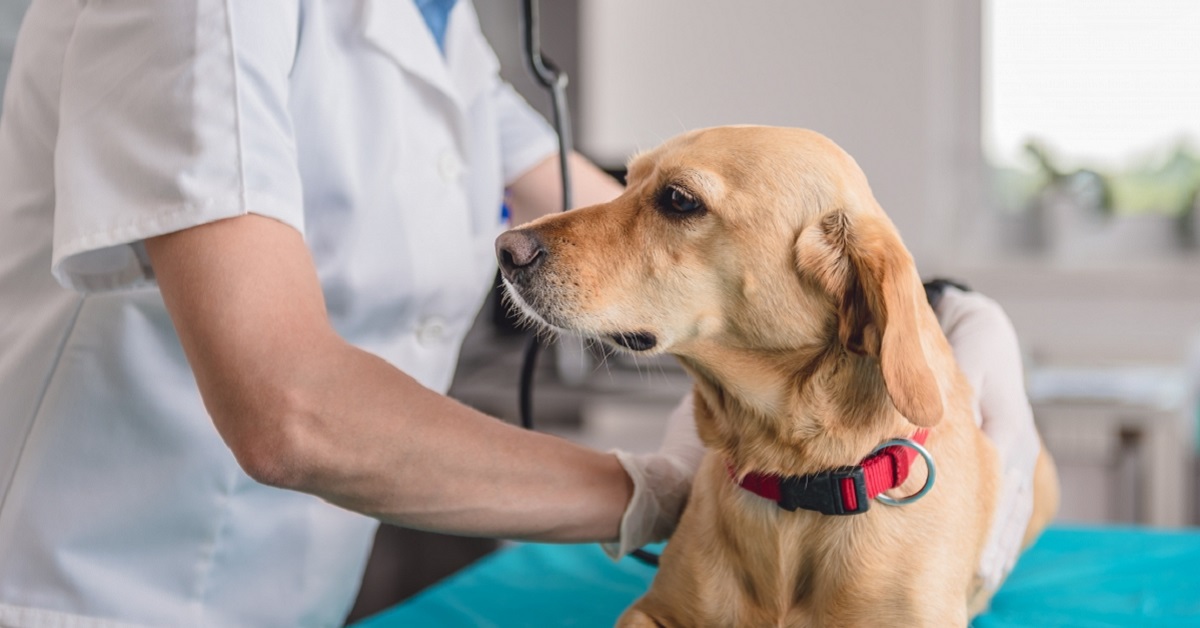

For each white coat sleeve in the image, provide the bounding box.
[491,81,559,187]
[52,2,303,292]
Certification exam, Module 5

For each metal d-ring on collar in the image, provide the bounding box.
[870,437,937,506]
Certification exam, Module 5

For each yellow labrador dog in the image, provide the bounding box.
[496,127,1057,626]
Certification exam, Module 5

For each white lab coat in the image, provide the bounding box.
[0,1,556,626]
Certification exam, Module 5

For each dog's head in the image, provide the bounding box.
[497,126,946,430]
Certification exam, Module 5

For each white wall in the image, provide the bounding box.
[576,0,982,273]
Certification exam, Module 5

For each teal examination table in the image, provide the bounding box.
[354,526,1200,627]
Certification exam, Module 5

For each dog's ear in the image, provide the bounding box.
[795,211,943,427]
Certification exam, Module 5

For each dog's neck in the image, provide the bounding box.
[678,342,912,478]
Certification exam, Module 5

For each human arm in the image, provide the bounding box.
[485,76,624,225]
[505,150,625,225]
[145,214,631,542]
[933,285,1041,590]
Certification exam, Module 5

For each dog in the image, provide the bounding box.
[495,126,1058,626]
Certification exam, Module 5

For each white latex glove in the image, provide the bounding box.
[602,393,704,560]
[934,286,1040,593]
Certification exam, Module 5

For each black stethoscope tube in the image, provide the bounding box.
[517,0,570,433]
[517,0,659,568]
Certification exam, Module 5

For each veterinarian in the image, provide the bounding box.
[0,1,1038,626]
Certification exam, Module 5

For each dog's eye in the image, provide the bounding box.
[657,185,706,217]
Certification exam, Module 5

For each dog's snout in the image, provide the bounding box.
[495,230,547,282]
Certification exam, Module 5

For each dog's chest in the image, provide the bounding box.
[717,489,923,623]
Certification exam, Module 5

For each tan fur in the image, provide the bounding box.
[502,127,1057,626]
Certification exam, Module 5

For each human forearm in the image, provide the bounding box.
[270,338,632,541]
[506,151,624,225]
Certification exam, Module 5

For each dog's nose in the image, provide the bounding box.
[495,229,547,282]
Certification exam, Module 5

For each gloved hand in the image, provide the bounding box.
[602,393,704,560]
[934,286,1040,592]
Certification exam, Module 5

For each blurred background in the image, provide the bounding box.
[1,0,1195,621]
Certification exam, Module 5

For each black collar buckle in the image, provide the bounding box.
[778,465,869,515]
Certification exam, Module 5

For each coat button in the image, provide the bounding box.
[416,317,447,346]
[438,151,463,183]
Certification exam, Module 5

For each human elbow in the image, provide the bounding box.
[214,385,324,491]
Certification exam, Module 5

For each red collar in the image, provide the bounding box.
[727,429,930,516]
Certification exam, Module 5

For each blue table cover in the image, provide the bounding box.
[354,527,1200,627]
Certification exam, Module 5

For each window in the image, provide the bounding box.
[983,0,1200,259]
